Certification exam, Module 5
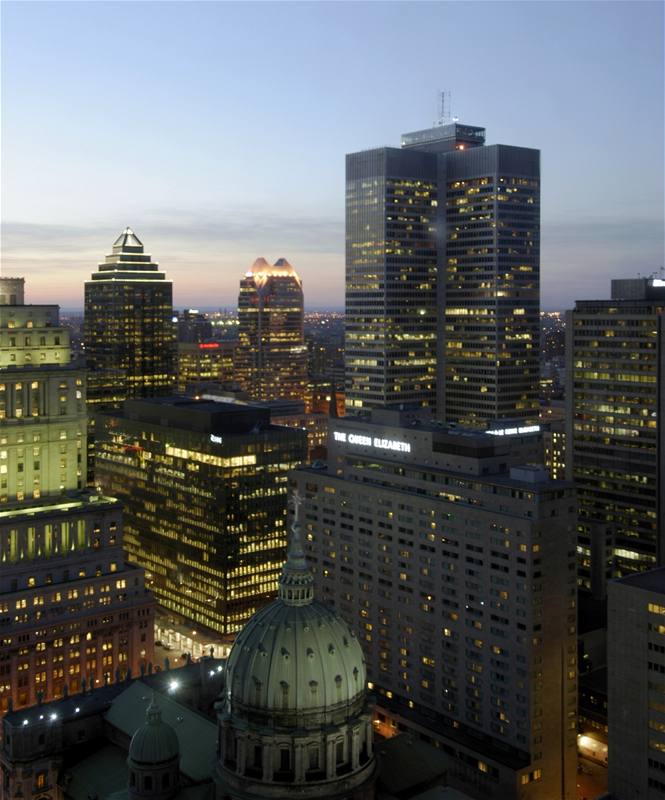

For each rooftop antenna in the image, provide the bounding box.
[436,90,452,126]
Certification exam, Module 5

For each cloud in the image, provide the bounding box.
[0,209,346,309]
[2,212,663,312]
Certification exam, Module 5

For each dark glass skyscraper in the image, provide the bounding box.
[345,148,438,412]
[566,277,665,596]
[437,145,540,427]
[345,122,541,427]
[84,228,176,409]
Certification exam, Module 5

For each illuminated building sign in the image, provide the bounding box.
[333,430,411,453]
[199,342,220,349]
[487,425,541,437]
[210,434,223,444]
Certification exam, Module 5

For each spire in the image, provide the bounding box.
[112,227,144,250]
[146,693,162,725]
[278,490,314,606]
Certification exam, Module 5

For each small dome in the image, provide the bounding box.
[129,700,179,765]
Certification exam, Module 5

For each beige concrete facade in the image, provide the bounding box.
[292,409,578,799]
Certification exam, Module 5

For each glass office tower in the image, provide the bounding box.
[84,228,175,409]
[345,123,541,427]
[95,397,307,637]
[345,148,439,412]
[438,145,540,427]
[236,258,307,402]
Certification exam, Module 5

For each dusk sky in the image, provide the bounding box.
[1,0,663,310]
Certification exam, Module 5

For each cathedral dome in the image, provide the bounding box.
[224,497,366,727]
[216,493,376,798]
[128,700,179,765]
[226,599,365,720]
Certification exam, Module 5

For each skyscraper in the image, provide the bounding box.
[345,148,439,413]
[566,276,665,597]
[95,397,307,637]
[292,409,577,798]
[84,228,176,409]
[435,142,540,426]
[0,278,154,713]
[236,258,307,402]
[344,122,540,427]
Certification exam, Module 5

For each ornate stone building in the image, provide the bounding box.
[215,495,376,799]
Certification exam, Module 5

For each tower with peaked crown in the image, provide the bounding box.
[214,493,376,799]
[236,257,308,402]
[84,228,176,410]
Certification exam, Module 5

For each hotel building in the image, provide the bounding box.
[236,258,307,403]
[0,278,154,714]
[566,276,665,597]
[94,397,307,638]
[292,409,577,799]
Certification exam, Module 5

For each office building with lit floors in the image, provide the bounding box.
[84,228,176,409]
[292,409,577,799]
[94,397,307,639]
[236,258,308,402]
[345,122,540,425]
[0,277,154,714]
[344,145,439,413]
[566,276,665,598]
[176,340,235,394]
[607,567,665,798]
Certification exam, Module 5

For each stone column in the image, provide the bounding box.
[262,742,274,782]
[236,734,247,775]
[326,737,336,780]
[112,629,120,679]
[366,720,374,756]
[294,740,305,782]
[351,725,361,770]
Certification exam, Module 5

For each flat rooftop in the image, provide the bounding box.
[112,396,278,436]
[613,567,665,595]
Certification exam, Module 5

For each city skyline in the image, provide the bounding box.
[2,1,663,311]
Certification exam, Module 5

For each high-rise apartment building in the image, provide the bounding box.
[95,397,307,638]
[608,567,665,798]
[292,409,577,799]
[566,277,665,596]
[345,122,540,427]
[0,278,154,714]
[236,258,307,402]
[84,228,175,409]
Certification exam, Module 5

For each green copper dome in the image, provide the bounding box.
[224,493,366,727]
[128,699,180,765]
